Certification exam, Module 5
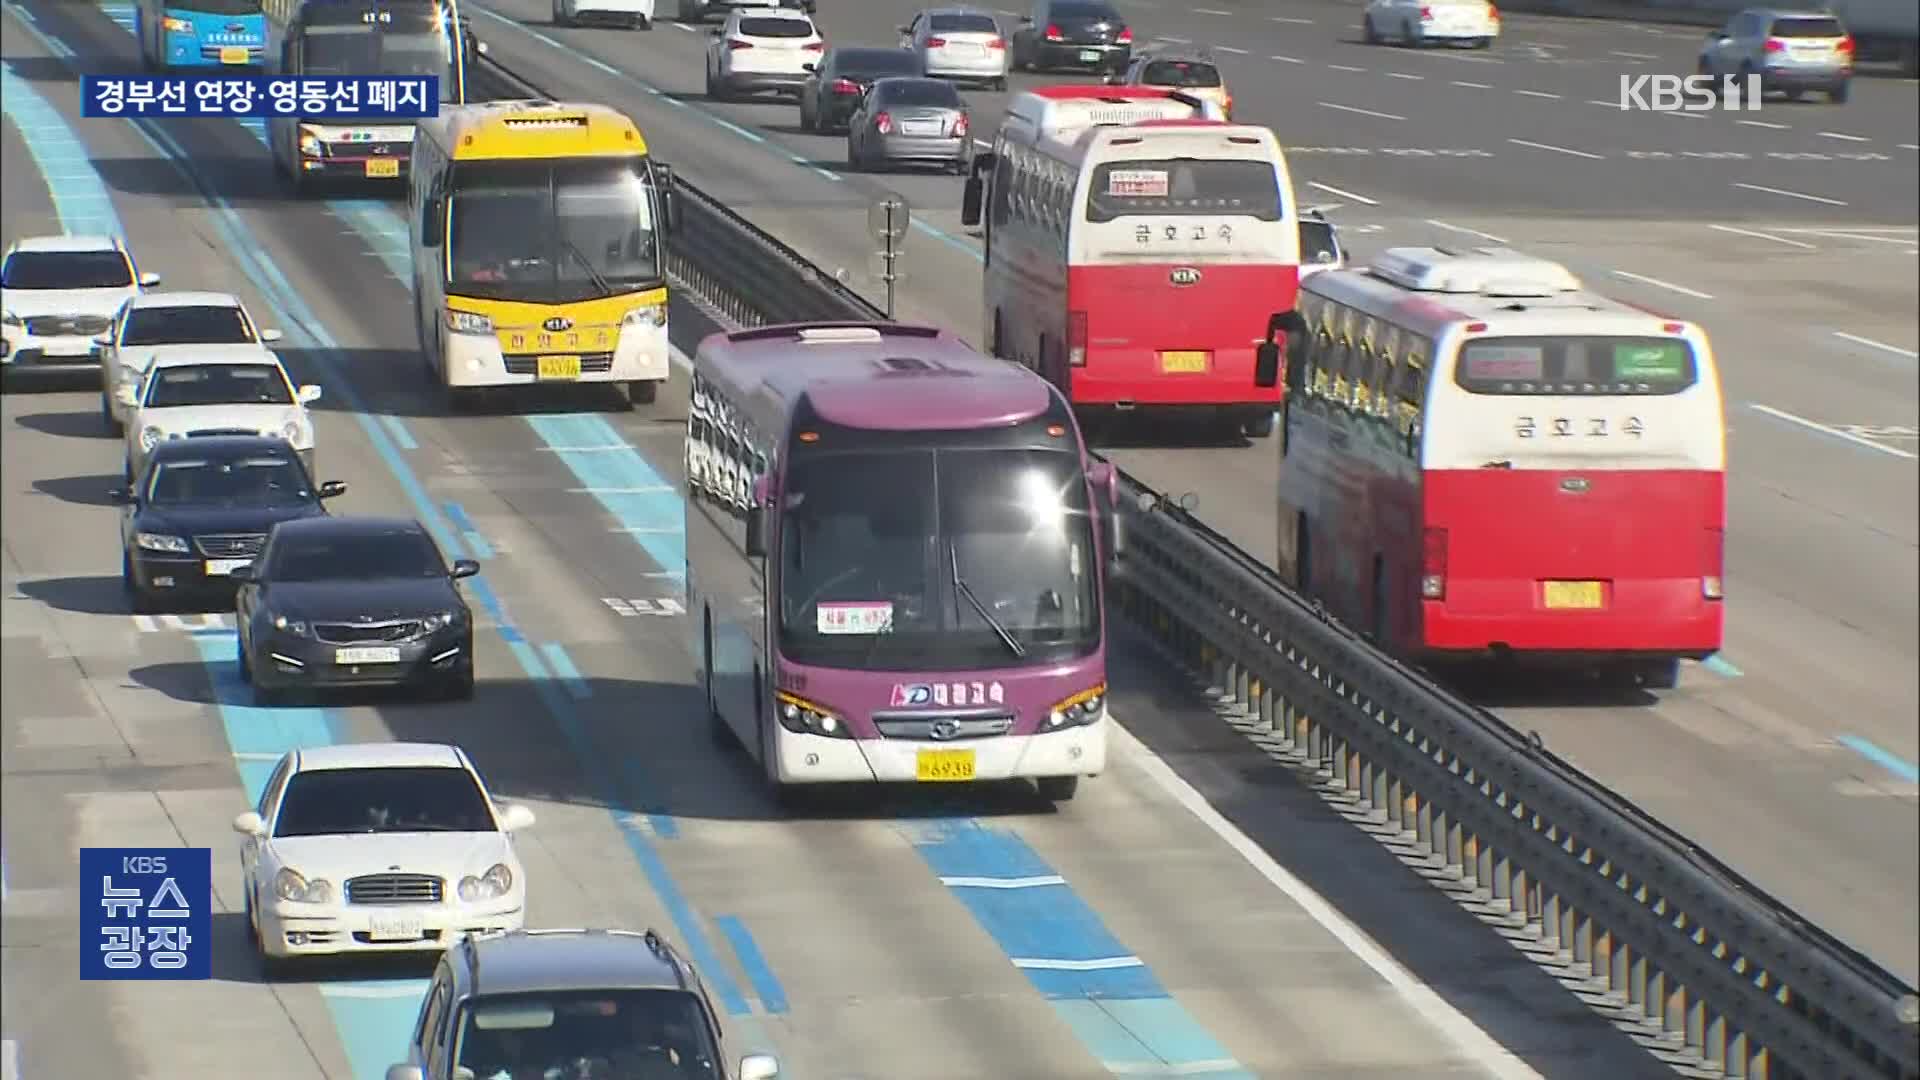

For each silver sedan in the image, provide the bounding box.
[846,77,974,174]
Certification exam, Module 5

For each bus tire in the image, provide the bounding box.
[1242,410,1276,438]
[627,379,658,406]
[1037,775,1079,802]
[633,14,651,29]
[1638,658,1681,691]
[704,609,734,747]
[446,386,481,414]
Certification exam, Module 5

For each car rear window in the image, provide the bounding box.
[122,305,254,346]
[1141,60,1221,87]
[929,13,998,32]
[839,48,923,76]
[1052,1,1119,18]
[740,15,813,36]
[876,79,963,106]
[1,250,133,289]
[1771,16,1845,37]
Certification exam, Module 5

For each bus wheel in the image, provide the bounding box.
[627,379,658,406]
[1241,410,1276,438]
[1637,658,1681,691]
[446,387,482,414]
[1036,775,1079,802]
[704,610,734,747]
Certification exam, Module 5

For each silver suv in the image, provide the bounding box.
[1698,7,1855,103]
[386,928,781,1080]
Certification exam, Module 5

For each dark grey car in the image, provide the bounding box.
[847,77,973,173]
[1010,0,1131,76]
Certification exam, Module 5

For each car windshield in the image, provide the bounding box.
[455,990,722,1080]
[300,26,450,84]
[876,79,962,106]
[121,305,254,346]
[929,13,997,32]
[147,455,314,506]
[1085,158,1282,222]
[269,529,446,581]
[779,448,1100,670]
[1772,16,1844,36]
[739,15,812,35]
[448,158,663,305]
[145,364,293,407]
[1140,59,1221,87]
[839,49,922,77]
[272,766,493,837]
[1,250,132,290]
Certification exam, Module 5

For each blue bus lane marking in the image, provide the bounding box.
[910,819,1255,1079]
[5,7,788,1067]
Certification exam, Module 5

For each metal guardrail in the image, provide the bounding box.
[468,53,1919,1080]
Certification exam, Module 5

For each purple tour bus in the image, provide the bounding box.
[684,322,1116,803]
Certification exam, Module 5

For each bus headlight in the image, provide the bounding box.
[775,691,851,739]
[161,15,192,33]
[297,131,325,158]
[1044,684,1106,731]
[622,303,667,330]
[445,309,492,335]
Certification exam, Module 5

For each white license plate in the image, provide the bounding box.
[42,341,96,356]
[1078,48,1102,62]
[335,646,401,664]
[366,914,422,941]
[902,120,943,136]
[204,558,251,576]
[950,42,982,53]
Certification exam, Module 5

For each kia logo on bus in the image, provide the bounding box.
[543,316,573,332]
[1169,267,1202,287]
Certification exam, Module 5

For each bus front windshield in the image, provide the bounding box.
[447,158,663,304]
[778,448,1101,671]
[299,25,450,84]
[169,0,262,15]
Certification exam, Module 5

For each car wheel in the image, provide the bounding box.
[1828,80,1848,104]
[254,681,290,707]
[991,76,1007,91]
[1401,20,1417,45]
[439,666,475,702]
[236,635,253,684]
[1036,775,1079,802]
[101,392,123,435]
[1364,15,1380,43]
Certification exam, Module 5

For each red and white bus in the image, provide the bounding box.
[961,86,1306,440]
[1276,245,1726,688]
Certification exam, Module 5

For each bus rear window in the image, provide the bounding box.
[1085,159,1280,222]
[1454,336,1697,396]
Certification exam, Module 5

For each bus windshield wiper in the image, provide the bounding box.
[558,235,614,299]
[950,542,1024,659]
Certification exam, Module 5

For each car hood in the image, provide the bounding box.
[270,578,461,621]
[136,403,304,436]
[136,501,325,537]
[1,286,134,320]
[265,831,514,883]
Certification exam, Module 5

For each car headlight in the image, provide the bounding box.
[622,303,667,330]
[457,863,513,902]
[139,426,164,450]
[279,420,307,447]
[444,309,492,334]
[135,532,191,554]
[271,613,311,636]
[297,131,324,158]
[420,611,460,633]
[1044,684,1106,731]
[273,867,333,904]
[161,15,192,32]
[775,690,851,739]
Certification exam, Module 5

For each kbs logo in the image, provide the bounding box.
[1618,74,1761,112]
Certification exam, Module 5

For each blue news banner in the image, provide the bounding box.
[79,848,212,980]
[80,75,438,118]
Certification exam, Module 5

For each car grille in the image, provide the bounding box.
[345,873,443,905]
[194,533,266,558]
[873,713,1015,741]
[198,44,264,61]
[187,428,257,438]
[314,619,424,645]
[24,315,111,336]
[503,353,615,376]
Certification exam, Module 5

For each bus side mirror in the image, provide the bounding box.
[655,164,680,234]
[422,196,444,247]
[960,153,994,228]
[1255,342,1282,389]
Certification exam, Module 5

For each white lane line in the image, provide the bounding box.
[1612,269,1714,300]
[1733,181,1846,207]
[1610,49,1658,59]
[1832,331,1919,360]
[1659,110,1707,120]
[1509,137,1602,160]
[1104,1063,1249,1076]
[319,982,430,999]
[672,21,696,32]
[1790,229,1918,247]
[231,751,284,762]
[1781,226,1918,234]
[1818,131,1870,142]
[1109,720,1547,1080]
[1749,404,1919,459]
[1216,45,1249,54]
[1585,99,1623,108]
[1319,101,1404,121]
[1327,63,1367,72]
[1452,80,1492,89]
[1272,54,1305,63]
[537,445,629,452]
[940,875,1069,888]
[1309,180,1379,206]
[1387,71,1424,80]
[1513,89,1561,99]
[2,1038,16,1080]
[1738,119,1791,130]
[1901,143,1920,150]
[1010,956,1146,970]
[1159,35,1193,43]
[1426,218,1506,243]
[1271,15,1315,23]
[1707,223,1816,249]
[1194,6,1231,13]
[571,485,675,494]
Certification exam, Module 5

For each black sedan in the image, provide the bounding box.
[233,516,480,704]
[1011,0,1131,76]
[799,47,925,134]
[114,436,345,614]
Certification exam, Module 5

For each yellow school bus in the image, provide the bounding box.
[408,100,679,409]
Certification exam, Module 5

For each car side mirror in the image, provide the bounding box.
[475,39,489,54]
[297,384,322,403]
[710,26,723,36]
[260,329,284,343]
[497,803,536,831]
[802,61,817,72]
[138,271,161,287]
[92,332,113,347]
[384,1067,426,1080]
[232,811,266,836]
[451,558,481,579]
[738,1054,780,1080]
[655,163,680,234]
[1019,14,1032,22]
[115,384,138,407]
[317,480,348,499]
[228,563,256,582]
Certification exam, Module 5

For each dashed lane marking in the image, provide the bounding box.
[601,597,687,617]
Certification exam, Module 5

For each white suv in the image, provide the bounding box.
[706,7,823,100]
[1,235,158,378]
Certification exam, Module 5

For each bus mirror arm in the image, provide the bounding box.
[960,153,995,228]
[1256,310,1307,389]
[744,507,768,559]
[655,164,680,233]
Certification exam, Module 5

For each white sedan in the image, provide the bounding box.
[232,742,535,971]
[1363,0,1499,47]
[1,234,159,378]
[97,290,282,435]
[901,6,1009,89]
[552,0,653,29]
[120,346,321,484]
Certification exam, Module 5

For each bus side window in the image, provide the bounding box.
[1374,329,1401,419]
[1395,347,1428,454]
[1330,322,1354,408]
[1352,323,1376,414]
[1309,327,1334,400]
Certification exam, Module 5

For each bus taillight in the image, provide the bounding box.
[1703,526,1724,599]
[1068,310,1088,365]
[1421,527,1448,600]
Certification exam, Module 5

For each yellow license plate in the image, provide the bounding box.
[363,158,400,179]
[1160,350,1210,374]
[1543,581,1605,609]
[219,46,250,64]
[535,354,582,380]
[916,748,976,782]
